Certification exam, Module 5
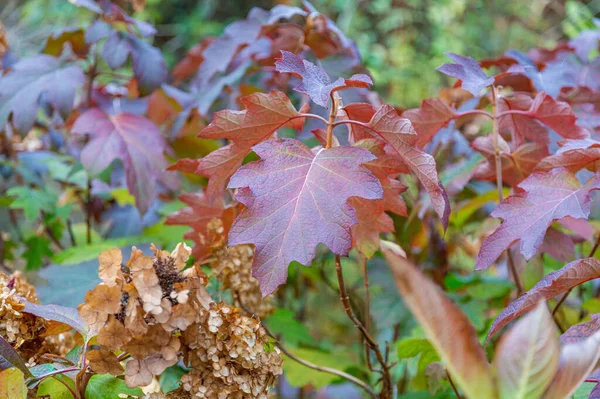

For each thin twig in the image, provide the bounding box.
[446,370,463,399]
[335,255,392,398]
[66,219,77,247]
[325,93,337,149]
[239,301,377,399]
[491,86,524,295]
[359,254,374,372]
[85,178,92,245]
[52,375,77,398]
[553,234,600,316]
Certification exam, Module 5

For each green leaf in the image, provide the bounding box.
[465,281,513,300]
[29,364,55,380]
[7,186,56,220]
[283,348,354,389]
[159,365,186,393]
[573,383,595,399]
[450,188,509,228]
[266,309,316,348]
[37,376,74,399]
[85,374,143,399]
[396,338,441,372]
[0,368,26,399]
[24,236,53,271]
[52,237,144,265]
[110,188,136,207]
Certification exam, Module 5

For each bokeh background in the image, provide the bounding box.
[3,0,599,107]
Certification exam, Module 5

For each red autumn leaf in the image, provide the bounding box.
[540,227,576,263]
[227,138,383,295]
[476,168,600,270]
[177,91,302,201]
[382,248,496,399]
[540,332,600,399]
[499,93,589,146]
[367,105,450,228]
[436,52,494,96]
[536,138,600,172]
[275,50,372,108]
[403,99,457,147]
[471,135,549,187]
[169,143,248,201]
[487,258,600,339]
[342,103,377,144]
[560,314,600,344]
[0,55,85,133]
[71,108,171,213]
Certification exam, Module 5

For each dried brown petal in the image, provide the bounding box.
[78,302,108,334]
[125,298,148,336]
[98,248,123,287]
[125,358,153,388]
[97,316,132,351]
[84,284,122,314]
[170,243,191,271]
[87,348,124,376]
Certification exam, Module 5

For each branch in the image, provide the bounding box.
[335,255,392,398]
[490,86,524,296]
[553,233,600,316]
[237,300,377,399]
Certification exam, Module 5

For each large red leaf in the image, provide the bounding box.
[488,258,600,339]
[174,91,302,201]
[227,138,383,295]
[436,52,494,96]
[493,302,560,399]
[476,168,600,270]
[537,139,600,173]
[540,331,600,399]
[368,105,450,228]
[275,50,372,108]
[471,135,549,188]
[0,55,85,133]
[403,99,457,147]
[343,103,377,144]
[71,108,171,213]
[382,248,497,399]
[499,93,588,146]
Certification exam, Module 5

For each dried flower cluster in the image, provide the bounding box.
[0,272,45,355]
[79,243,283,397]
[181,301,282,398]
[210,245,273,318]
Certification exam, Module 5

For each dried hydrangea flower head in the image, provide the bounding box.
[79,243,283,395]
[78,243,212,387]
[0,272,46,356]
[181,302,283,399]
[210,245,273,319]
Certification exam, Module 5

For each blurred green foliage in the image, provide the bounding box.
[4,0,600,107]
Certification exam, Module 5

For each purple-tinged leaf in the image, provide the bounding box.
[382,248,496,399]
[540,331,600,399]
[267,5,307,24]
[540,227,576,263]
[437,52,494,96]
[228,138,382,295]
[20,299,88,336]
[85,20,112,44]
[560,314,600,345]
[0,336,32,379]
[488,258,600,339]
[101,31,167,95]
[537,139,600,173]
[275,50,372,107]
[494,302,560,399]
[476,169,600,270]
[368,105,450,228]
[71,108,171,213]
[403,99,457,147]
[0,55,85,132]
